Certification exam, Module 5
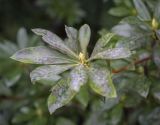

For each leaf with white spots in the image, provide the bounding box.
[30,65,74,85]
[88,64,117,98]
[65,26,79,53]
[11,46,75,64]
[48,78,76,114]
[70,65,88,92]
[91,33,115,56]
[78,24,91,55]
[32,28,78,59]
[90,47,131,60]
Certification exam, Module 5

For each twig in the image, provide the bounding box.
[112,56,151,73]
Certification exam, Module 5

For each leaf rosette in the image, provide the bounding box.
[11,24,131,114]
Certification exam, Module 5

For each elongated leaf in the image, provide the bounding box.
[154,1,160,22]
[70,65,88,92]
[133,0,151,21]
[11,46,75,64]
[30,64,74,84]
[91,33,115,56]
[48,78,76,114]
[17,28,28,49]
[65,26,79,53]
[88,64,117,97]
[65,25,78,40]
[32,28,78,59]
[109,7,130,17]
[78,24,91,55]
[90,47,131,60]
[0,40,18,57]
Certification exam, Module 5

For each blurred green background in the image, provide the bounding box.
[1,0,160,125]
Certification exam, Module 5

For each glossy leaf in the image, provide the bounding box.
[11,46,75,64]
[32,28,78,59]
[90,47,131,60]
[88,64,117,98]
[133,0,151,21]
[30,65,74,84]
[70,65,88,92]
[48,78,76,114]
[78,24,91,55]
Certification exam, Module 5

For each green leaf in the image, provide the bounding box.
[11,46,76,64]
[75,85,90,107]
[48,78,76,114]
[65,25,79,54]
[30,64,74,85]
[91,33,115,56]
[154,1,160,22]
[17,27,28,49]
[0,40,18,57]
[108,6,130,17]
[133,0,151,21]
[90,47,131,60]
[88,64,117,98]
[32,28,78,59]
[70,65,88,92]
[78,24,91,55]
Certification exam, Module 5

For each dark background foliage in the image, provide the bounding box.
[0,0,160,125]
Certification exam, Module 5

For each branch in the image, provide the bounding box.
[112,56,151,73]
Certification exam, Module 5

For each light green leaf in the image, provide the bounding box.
[48,78,76,114]
[91,33,115,56]
[65,25,79,53]
[30,64,74,84]
[90,47,131,60]
[32,28,78,59]
[78,24,91,55]
[70,65,88,92]
[133,0,151,21]
[11,46,75,64]
[88,64,117,98]
[108,6,130,17]
[17,27,28,49]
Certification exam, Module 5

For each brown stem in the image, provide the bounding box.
[112,56,151,74]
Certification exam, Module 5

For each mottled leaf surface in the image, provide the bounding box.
[11,46,75,64]
[65,26,79,53]
[70,65,88,92]
[91,33,115,56]
[48,78,76,114]
[78,24,91,55]
[88,64,117,97]
[30,65,74,84]
[32,28,78,59]
[90,47,131,60]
